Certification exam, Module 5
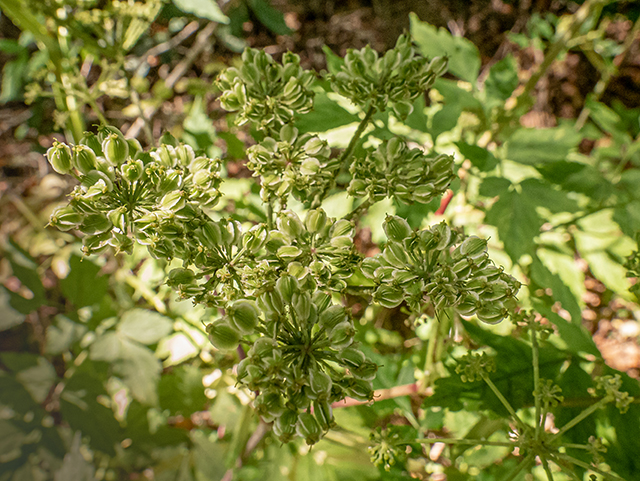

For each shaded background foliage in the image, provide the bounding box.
[1,0,640,480]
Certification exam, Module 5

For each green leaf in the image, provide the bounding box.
[504,126,582,165]
[217,131,245,159]
[456,142,499,172]
[4,239,46,313]
[484,54,518,103]
[115,340,162,405]
[0,287,25,331]
[430,103,461,141]
[60,255,108,308]
[54,432,95,481]
[172,0,229,23]
[45,315,86,355]
[484,190,543,262]
[295,90,359,133]
[89,331,123,362]
[158,365,207,416]
[410,13,481,83]
[479,177,511,197]
[520,178,579,213]
[613,201,640,238]
[247,0,292,36]
[117,309,173,345]
[15,357,57,403]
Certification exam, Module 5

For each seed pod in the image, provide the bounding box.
[328,320,354,349]
[339,347,366,369]
[255,392,285,421]
[428,56,449,76]
[174,144,195,167]
[46,142,73,174]
[383,215,411,242]
[274,409,298,443]
[382,243,409,268]
[460,236,487,259]
[167,268,195,286]
[347,379,374,402]
[296,413,322,445]
[361,257,381,279]
[309,368,332,400]
[277,210,304,238]
[80,132,103,156]
[352,361,378,381]
[160,191,186,211]
[127,138,143,158]
[373,285,405,308]
[292,292,312,321]
[276,245,302,261]
[107,207,127,232]
[102,133,129,166]
[72,145,97,174]
[243,224,268,254]
[318,305,347,330]
[49,206,82,231]
[206,319,240,350]
[330,219,353,238]
[312,292,332,312]
[305,208,328,234]
[314,400,335,430]
[121,159,144,182]
[80,213,112,235]
[276,275,298,303]
[229,300,259,334]
[248,337,277,360]
[199,222,222,248]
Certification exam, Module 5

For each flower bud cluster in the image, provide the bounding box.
[624,240,640,299]
[368,427,409,472]
[589,374,633,414]
[207,275,376,445]
[216,49,315,131]
[47,127,222,256]
[328,35,447,115]
[348,138,456,204]
[362,216,520,323]
[246,125,337,203]
[455,352,496,383]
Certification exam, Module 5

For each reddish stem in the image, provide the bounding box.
[435,190,454,215]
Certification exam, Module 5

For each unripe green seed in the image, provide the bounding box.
[309,368,332,399]
[121,159,144,182]
[167,268,195,286]
[229,300,259,334]
[429,55,449,76]
[352,361,378,381]
[330,219,353,238]
[305,208,328,234]
[81,213,112,235]
[276,275,298,303]
[296,413,322,445]
[373,285,405,309]
[199,222,222,248]
[102,133,129,166]
[49,206,82,231]
[318,305,347,330]
[339,347,366,369]
[72,145,97,174]
[328,320,354,349]
[277,210,304,238]
[206,319,240,350]
[46,142,73,174]
[80,132,103,156]
[383,215,412,242]
[460,236,487,259]
[276,245,302,261]
[314,400,335,430]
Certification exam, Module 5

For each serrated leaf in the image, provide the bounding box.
[484,190,543,262]
[410,13,480,83]
[484,54,518,103]
[172,0,229,23]
[504,127,582,165]
[520,178,579,213]
[456,142,499,172]
[117,308,173,345]
[295,90,359,133]
[60,255,108,307]
[115,339,162,405]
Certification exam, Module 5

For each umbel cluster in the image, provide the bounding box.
[46,36,520,445]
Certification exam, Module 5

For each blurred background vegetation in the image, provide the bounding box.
[1,0,640,480]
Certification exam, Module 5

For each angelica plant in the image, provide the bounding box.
[46,35,521,445]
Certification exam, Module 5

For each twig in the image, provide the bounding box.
[125,21,218,139]
[331,382,432,409]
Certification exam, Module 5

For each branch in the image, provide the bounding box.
[332,382,432,409]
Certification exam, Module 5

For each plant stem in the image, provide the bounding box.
[548,397,609,443]
[553,452,627,481]
[344,197,374,221]
[520,0,606,102]
[500,452,534,481]
[540,454,555,481]
[531,325,543,440]
[416,438,514,447]
[331,382,432,409]
[481,372,527,431]
[337,105,375,172]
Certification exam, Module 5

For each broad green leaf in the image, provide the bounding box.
[433,78,483,112]
[247,0,292,36]
[4,239,46,313]
[190,430,228,480]
[158,365,207,415]
[613,200,640,238]
[117,308,173,345]
[484,190,543,262]
[410,13,480,83]
[584,97,625,137]
[0,420,26,462]
[0,287,25,331]
[45,315,86,355]
[89,331,123,362]
[504,126,582,165]
[115,339,162,405]
[430,103,462,141]
[520,178,579,213]
[16,357,57,403]
[172,0,229,23]
[60,255,108,307]
[54,432,95,481]
[484,54,519,103]
[457,142,499,172]
[479,177,511,197]
[295,90,359,133]
[217,131,245,159]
